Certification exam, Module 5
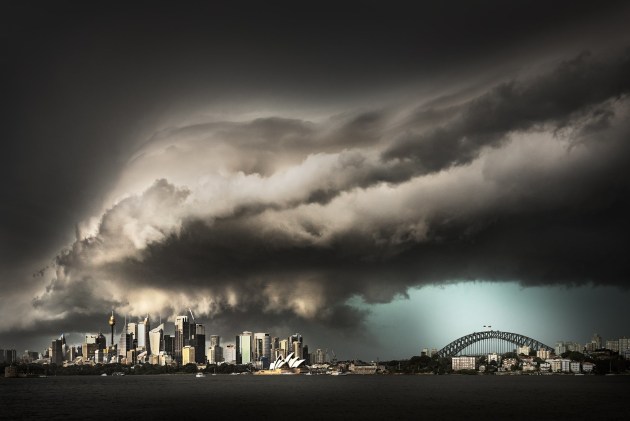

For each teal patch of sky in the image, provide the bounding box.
[349,282,630,360]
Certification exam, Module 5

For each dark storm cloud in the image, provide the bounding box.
[384,51,630,172]
[34,50,630,335]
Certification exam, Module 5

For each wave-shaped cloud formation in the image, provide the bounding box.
[35,50,630,332]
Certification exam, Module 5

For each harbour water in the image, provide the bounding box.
[1,374,629,420]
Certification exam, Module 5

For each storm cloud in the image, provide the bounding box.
[24,50,629,341]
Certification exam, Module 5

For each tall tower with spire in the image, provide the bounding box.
[108,310,116,348]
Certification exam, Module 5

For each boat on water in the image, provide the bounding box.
[195,372,206,378]
[329,371,347,376]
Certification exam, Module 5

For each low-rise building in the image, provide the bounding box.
[582,362,595,373]
[570,361,580,373]
[561,359,571,373]
[452,356,476,371]
[547,359,562,372]
[502,358,518,371]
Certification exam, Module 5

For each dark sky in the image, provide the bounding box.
[2,1,630,359]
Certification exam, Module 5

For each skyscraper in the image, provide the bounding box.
[289,333,303,358]
[164,334,174,356]
[224,343,236,364]
[254,332,271,363]
[96,333,107,351]
[127,322,138,350]
[118,332,133,362]
[236,331,253,364]
[138,315,150,354]
[149,323,164,356]
[51,337,63,365]
[208,335,223,364]
[175,315,190,364]
[190,323,206,363]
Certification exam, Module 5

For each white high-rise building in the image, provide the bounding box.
[224,344,236,364]
[138,316,150,354]
[127,323,137,341]
[149,323,164,357]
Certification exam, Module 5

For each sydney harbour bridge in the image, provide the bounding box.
[436,330,554,358]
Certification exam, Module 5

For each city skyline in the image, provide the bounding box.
[2,1,630,361]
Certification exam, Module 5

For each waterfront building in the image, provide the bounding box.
[570,361,581,373]
[236,331,253,364]
[582,362,595,373]
[452,356,476,371]
[547,359,562,372]
[190,323,206,363]
[208,335,223,364]
[182,345,196,365]
[539,362,551,372]
[208,345,223,364]
[289,333,303,358]
[278,339,289,358]
[254,332,271,364]
[51,337,64,365]
[174,316,190,364]
[619,337,630,354]
[271,336,280,360]
[224,344,236,364]
[561,359,571,373]
[149,323,164,356]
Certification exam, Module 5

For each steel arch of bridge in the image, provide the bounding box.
[437,330,553,358]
